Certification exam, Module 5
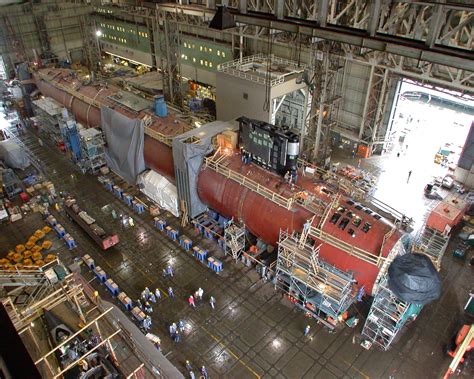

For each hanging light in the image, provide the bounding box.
[95,30,103,37]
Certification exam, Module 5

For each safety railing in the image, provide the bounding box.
[143,126,173,147]
[308,226,382,267]
[204,155,294,210]
[218,54,306,87]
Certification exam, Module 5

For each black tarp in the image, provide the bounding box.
[387,253,441,305]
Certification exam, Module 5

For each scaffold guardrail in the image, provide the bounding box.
[308,226,383,267]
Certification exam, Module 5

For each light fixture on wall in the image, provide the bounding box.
[96,30,103,37]
[209,6,236,30]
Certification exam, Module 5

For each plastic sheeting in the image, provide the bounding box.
[172,120,238,218]
[0,139,31,169]
[100,106,145,184]
[387,253,441,305]
[137,170,179,217]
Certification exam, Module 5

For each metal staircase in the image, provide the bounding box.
[224,221,246,261]
[361,276,420,350]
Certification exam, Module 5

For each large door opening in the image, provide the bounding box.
[372,78,473,229]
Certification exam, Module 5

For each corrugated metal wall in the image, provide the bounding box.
[337,61,371,139]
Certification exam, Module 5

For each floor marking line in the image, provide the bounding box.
[202,326,261,379]
[343,359,370,379]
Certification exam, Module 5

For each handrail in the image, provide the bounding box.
[308,226,383,267]
[204,156,294,210]
[37,72,174,147]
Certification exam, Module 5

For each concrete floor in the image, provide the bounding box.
[1,118,473,378]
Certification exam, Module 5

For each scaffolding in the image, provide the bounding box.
[1,261,87,330]
[361,276,422,350]
[412,199,450,270]
[78,128,106,173]
[412,227,450,270]
[224,221,246,262]
[275,229,355,328]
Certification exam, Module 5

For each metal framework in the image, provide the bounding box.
[361,275,419,350]
[275,229,355,328]
[412,226,450,270]
[158,8,183,107]
[224,221,246,261]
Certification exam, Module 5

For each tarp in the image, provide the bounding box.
[100,106,145,183]
[387,253,441,305]
[0,139,31,169]
[172,120,238,218]
[137,170,179,217]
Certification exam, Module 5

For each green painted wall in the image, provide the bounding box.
[95,16,150,53]
[94,15,233,72]
[179,36,233,72]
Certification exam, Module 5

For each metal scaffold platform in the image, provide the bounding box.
[275,229,355,328]
[412,226,450,270]
[224,221,245,262]
[361,276,422,351]
[78,128,106,173]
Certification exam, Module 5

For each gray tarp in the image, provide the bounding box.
[0,139,31,169]
[387,253,442,305]
[172,120,238,218]
[100,106,145,183]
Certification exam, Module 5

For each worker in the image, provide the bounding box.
[209,296,216,310]
[200,366,208,379]
[189,371,195,379]
[168,287,174,297]
[136,299,143,310]
[149,293,156,303]
[304,325,311,336]
[407,170,412,183]
[144,287,150,297]
[129,216,135,227]
[174,330,181,343]
[351,150,356,159]
[357,286,365,302]
[79,360,88,372]
[166,265,174,277]
[155,288,161,300]
[143,316,152,331]
[185,360,193,371]
[169,324,175,337]
[178,320,185,332]
[111,209,117,219]
[197,287,204,301]
[144,302,153,313]
[188,295,196,308]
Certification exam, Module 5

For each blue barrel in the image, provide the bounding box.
[154,95,168,117]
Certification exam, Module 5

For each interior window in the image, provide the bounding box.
[348,228,356,237]
[364,208,373,215]
[346,211,354,218]
[330,213,341,224]
[355,204,363,210]
[373,214,382,220]
[346,200,355,206]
